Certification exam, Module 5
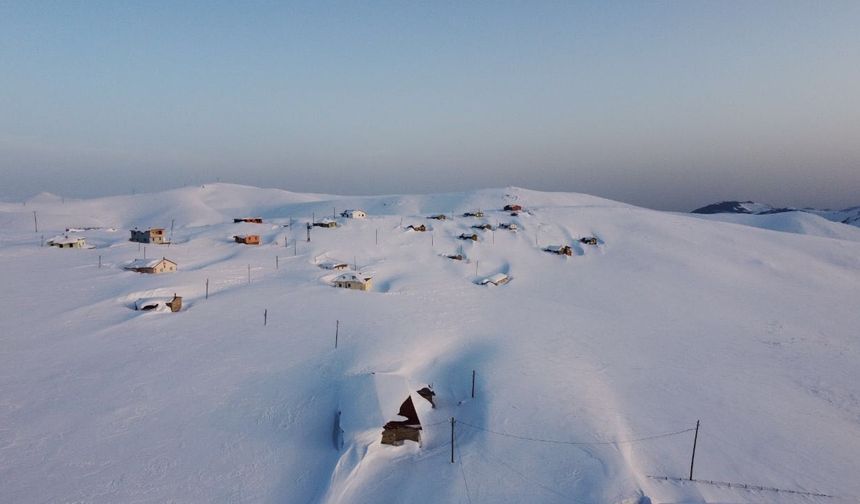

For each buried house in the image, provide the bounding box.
[134,294,183,312]
[233,234,260,245]
[333,271,373,291]
[335,373,436,450]
[47,235,87,249]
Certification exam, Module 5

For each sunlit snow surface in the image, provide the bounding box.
[1,184,859,503]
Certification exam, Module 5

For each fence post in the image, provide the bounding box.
[205,278,209,299]
[264,309,268,326]
[335,320,339,348]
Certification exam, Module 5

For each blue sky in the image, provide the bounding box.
[2,1,859,210]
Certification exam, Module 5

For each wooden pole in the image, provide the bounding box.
[143,246,147,259]
[205,278,209,299]
[471,370,476,398]
[375,229,378,245]
[264,309,268,326]
[306,223,311,242]
[40,234,44,247]
[689,420,700,481]
[276,256,279,269]
[98,255,102,268]
[450,417,455,463]
[247,264,251,284]
[294,239,297,255]
[33,211,38,232]
[335,320,339,349]
[475,260,479,277]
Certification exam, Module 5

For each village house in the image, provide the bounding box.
[503,204,523,212]
[333,271,373,291]
[314,219,338,228]
[124,257,177,274]
[479,273,510,286]
[545,245,573,256]
[462,210,484,218]
[499,223,518,231]
[427,214,448,220]
[130,228,167,244]
[47,235,87,249]
[580,237,599,245]
[340,209,367,219]
[471,223,493,231]
[233,234,260,245]
[446,254,464,261]
[406,224,427,232]
[233,217,263,224]
[134,294,182,312]
[458,233,479,241]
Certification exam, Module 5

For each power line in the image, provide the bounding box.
[455,433,473,504]
[457,421,695,446]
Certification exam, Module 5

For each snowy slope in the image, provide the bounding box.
[1,185,859,504]
[691,200,860,231]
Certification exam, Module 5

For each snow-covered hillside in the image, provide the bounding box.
[691,200,860,229]
[1,184,859,504]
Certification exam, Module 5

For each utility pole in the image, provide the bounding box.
[98,255,102,268]
[247,264,251,284]
[33,211,38,232]
[264,309,268,326]
[375,229,378,245]
[450,417,456,463]
[205,278,209,299]
[471,370,476,398]
[335,320,339,349]
[306,223,311,242]
[276,256,279,269]
[689,420,700,481]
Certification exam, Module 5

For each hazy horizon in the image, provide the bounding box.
[2,1,859,211]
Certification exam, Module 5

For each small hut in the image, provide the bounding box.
[406,224,427,232]
[479,273,510,286]
[134,294,182,312]
[233,234,260,245]
[319,261,349,271]
[463,210,484,218]
[580,237,598,246]
[314,219,338,228]
[234,217,263,224]
[504,204,523,212]
[471,223,493,231]
[458,233,479,241]
[427,214,448,220]
[499,223,518,231]
[545,245,573,256]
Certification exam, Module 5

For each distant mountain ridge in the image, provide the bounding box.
[692,200,860,227]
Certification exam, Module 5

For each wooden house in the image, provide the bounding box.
[234,217,263,224]
[47,235,87,249]
[499,223,518,231]
[233,234,260,245]
[545,245,573,256]
[333,271,373,291]
[458,233,479,241]
[340,209,367,219]
[471,223,493,231]
[406,224,427,232]
[580,237,598,246]
[463,210,484,218]
[130,228,167,244]
[314,219,338,228]
[504,204,523,212]
[427,214,448,220]
[124,257,177,274]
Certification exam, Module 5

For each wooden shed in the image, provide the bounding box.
[234,217,263,224]
[545,245,573,256]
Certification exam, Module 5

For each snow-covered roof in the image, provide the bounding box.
[335,271,371,283]
[125,258,175,269]
[545,245,567,252]
[48,235,85,245]
[319,261,349,269]
[482,273,509,285]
